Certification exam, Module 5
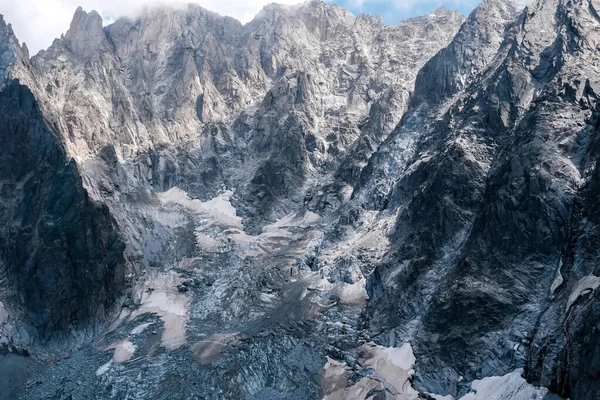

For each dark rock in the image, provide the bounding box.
[0,80,125,339]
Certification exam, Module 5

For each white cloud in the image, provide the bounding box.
[0,0,304,54]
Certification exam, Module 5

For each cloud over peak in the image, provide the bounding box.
[0,0,480,54]
[0,0,305,54]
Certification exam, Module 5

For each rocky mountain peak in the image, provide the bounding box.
[252,0,355,43]
[64,7,106,58]
[430,6,454,17]
[0,15,18,84]
[481,0,527,18]
[411,0,527,106]
[0,14,32,89]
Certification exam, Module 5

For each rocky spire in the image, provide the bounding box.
[64,7,106,58]
[0,15,30,88]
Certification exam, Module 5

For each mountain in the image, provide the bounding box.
[354,0,600,398]
[0,0,598,399]
[0,15,125,347]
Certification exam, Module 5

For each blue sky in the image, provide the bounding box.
[329,0,480,23]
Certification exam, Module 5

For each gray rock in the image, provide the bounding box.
[3,0,600,399]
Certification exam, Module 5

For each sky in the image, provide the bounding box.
[0,0,481,55]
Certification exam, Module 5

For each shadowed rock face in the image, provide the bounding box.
[0,80,125,343]
[1,0,600,399]
[525,100,600,400]
[356,0,600,398]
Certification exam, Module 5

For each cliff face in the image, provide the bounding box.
[0,16,125,350]
[0,80,125,342]
[355,0,600,398]
[2,0,600,399]
[29,2,464,228]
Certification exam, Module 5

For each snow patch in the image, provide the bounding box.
[134,271,192,349]
[191,333,243,364]
[110,270,192,350]
[550,260,564,295]
[458,369,551,400]
[194,232,222,253]
[130,322,153,336]
[96,338,136,376]
[322,350,556,400]
[159,188,322,259]
[158,187,243,230]
[95,360,112,377]
[111,339,136,363]
[323,342,419,400]
[338,279,368,305]
[566,275,600,311]
[230,209,321,259]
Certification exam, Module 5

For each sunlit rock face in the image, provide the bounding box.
[0,0,599,399]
